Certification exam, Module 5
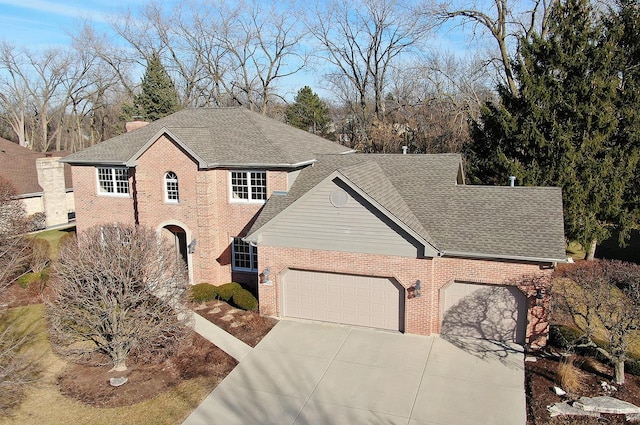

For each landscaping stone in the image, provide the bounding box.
[548,402,601,418]
[553,386,567,396]
[525,356,537,362]
[626,412,640,422]
[574,396,640,415]
[220,315,234,322]
[208,307,222,314]
[109,377,128,387]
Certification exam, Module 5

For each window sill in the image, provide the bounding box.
[97,192,131,198]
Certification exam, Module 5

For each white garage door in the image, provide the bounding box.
[441,282,527,344]
[282,270,402,331]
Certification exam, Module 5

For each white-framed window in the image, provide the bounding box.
[230,170,266,202]
[232,237,258,272]
[97,167,129,196]
[164,171,179,203]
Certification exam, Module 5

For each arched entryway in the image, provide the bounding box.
[160,222,193,282]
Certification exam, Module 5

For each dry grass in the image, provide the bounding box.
[556,356,585,394]
[0,305,218,425]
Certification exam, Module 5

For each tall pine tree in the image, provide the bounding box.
[466,0,640,259]
[123,52,179,122]
[286,86,330,135]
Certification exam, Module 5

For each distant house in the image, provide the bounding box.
[62,107,566,348]
[0,137,74,229]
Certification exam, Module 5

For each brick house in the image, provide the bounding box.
[62,107,566,347]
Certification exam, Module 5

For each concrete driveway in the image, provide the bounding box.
[182,320,526,425]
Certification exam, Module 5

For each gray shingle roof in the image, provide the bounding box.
[249,153,566,262]
[61,108,352,167]
[0,138,73,196]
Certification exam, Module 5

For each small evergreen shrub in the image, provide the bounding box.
[232,289,258,311]
[549,325,584,350]
[17,273,37,289]
[216,282,243,302]
[191,283,218,303]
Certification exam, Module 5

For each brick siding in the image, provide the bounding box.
[258,246,552,347]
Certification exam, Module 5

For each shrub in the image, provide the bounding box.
[17,269,49,293]
[17,273,37,289]
[29,239,50,273]
[232,289,258,311]
[216,282,243,302]
[191,283,218,303]
[557,356,584,394]
[549,324,584,350]
[58,231,77,247]
[27,212,46,231]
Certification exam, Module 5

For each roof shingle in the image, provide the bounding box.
[61,108,352,167]
[249,154,566,262]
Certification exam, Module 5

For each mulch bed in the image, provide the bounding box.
[191,299,278,347]
[57,332,237,408]
[526,351,640,424]
[2,281,278,408]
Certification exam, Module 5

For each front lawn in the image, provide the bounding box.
[0,303,235,425]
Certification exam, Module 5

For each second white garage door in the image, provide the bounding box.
[441,282,527,344]
[282,269,403,331]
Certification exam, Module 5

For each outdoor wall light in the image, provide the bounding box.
[408,280,421,299]
[188,239,197,254]
[261,266,272,285]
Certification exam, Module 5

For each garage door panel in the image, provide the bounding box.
[442,282,527,344]
[283,270,401,331]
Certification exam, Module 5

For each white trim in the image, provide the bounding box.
[228,170,267,204]
[96,166,130,197]
[164,171,179,204]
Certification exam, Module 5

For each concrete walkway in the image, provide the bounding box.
[192,312,252,361]
[184,320,526,425]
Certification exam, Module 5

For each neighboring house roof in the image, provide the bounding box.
[247,154,567,263]
[0,137,73,196]
[61,108,353,168]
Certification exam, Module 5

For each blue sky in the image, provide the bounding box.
[0,0,136,47]
[0,0,475,100]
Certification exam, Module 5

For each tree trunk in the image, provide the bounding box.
[614,359,625,385]
[585,239,597,261]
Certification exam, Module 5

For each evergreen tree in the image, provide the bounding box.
[286,86,330,135]
[123,52,179,121]
[466,0,640,259]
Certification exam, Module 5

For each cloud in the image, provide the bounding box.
[0,0,113,23]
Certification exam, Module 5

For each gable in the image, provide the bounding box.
[250,177,437,258]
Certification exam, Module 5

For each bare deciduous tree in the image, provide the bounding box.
[433,0,558,95]
[308,0,431,149]
[554,260,640,385]
[0,177,30,290]
[48,224,192,371]
[0,176,40,415]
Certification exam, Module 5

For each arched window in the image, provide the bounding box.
[164,171,179,203]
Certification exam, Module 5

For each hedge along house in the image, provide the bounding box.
[62,107,566,348]
[245,154,566,348]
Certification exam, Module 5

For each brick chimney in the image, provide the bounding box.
[125,120,149,132]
